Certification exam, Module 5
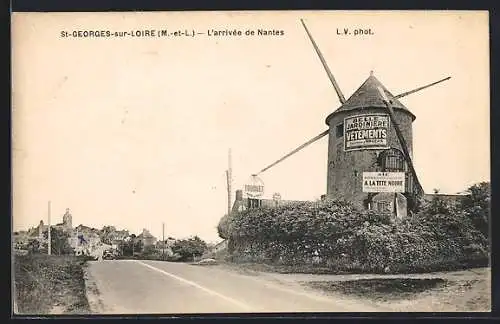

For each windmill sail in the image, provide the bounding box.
[252,19,348,175]
[394,76,451,99]
[300,19,346,104]
[377,86,424,195]
[255,130,329,175]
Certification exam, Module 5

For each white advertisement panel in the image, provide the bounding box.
[344,114,390,151]
[362,172,405,193]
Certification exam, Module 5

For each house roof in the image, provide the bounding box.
[326,73,416,124]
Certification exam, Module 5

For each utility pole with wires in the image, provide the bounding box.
[47,201,51,255]
[226,148,233,215]
[162,222,165,261]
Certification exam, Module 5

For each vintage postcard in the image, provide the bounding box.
[11,10,490,315]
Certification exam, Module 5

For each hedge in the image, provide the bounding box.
[218,190,490,274]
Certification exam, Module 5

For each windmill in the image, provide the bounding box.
[251,19,451,213]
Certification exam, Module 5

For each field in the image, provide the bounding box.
[13,254,91,315]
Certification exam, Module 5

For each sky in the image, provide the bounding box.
[12,11,490,243]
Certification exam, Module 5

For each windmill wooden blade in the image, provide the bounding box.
[377,86,424,195]
[394,76,451,99]
[255,129,329,176]
[300,19,346,104]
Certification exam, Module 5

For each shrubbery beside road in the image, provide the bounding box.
[13,254,90,314]
[218,182,490,274]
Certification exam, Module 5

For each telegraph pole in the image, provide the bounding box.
[226,148,232,215]
[47,201,51,255]
[162,222,165,261]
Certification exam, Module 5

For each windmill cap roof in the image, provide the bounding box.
[326,74,416,124]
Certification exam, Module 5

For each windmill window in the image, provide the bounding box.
[379,148,407,172]
[336,124,344,138]
[378,148,414,193]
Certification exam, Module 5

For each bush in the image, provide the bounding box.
[217,214,232,240]
[166,254,182,262]
[171,236,208,262]
[14,254,90,314]
[118,236,143,256]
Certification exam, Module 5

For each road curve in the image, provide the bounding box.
[85,260,380,314]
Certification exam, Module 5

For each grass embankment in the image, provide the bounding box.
[303,277,491,312]
[218,261,363,275]
[216,259,490,275]
[13,254,91,315]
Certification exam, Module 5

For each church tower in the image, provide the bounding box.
[63,208,73,230]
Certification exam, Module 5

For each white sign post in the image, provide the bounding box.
[362,172,405,193]
[244,175,265,198]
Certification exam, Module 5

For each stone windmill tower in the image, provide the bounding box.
[253,19,451,216]
[324,72,417,206]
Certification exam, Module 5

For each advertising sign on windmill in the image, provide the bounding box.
[362,172,405,193]
[344,114,390,151]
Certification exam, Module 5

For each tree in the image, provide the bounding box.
[425,191,455,215]
[217,214,232,239]
[119,234,144,257]
[99,226,117,244]
[142,245,157,258]
[171,236,208,261]
[43,227,73,255]
[460,181,490,239]
[27,239,40,254]
[134,239,144,254]
[119,240,132,256]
